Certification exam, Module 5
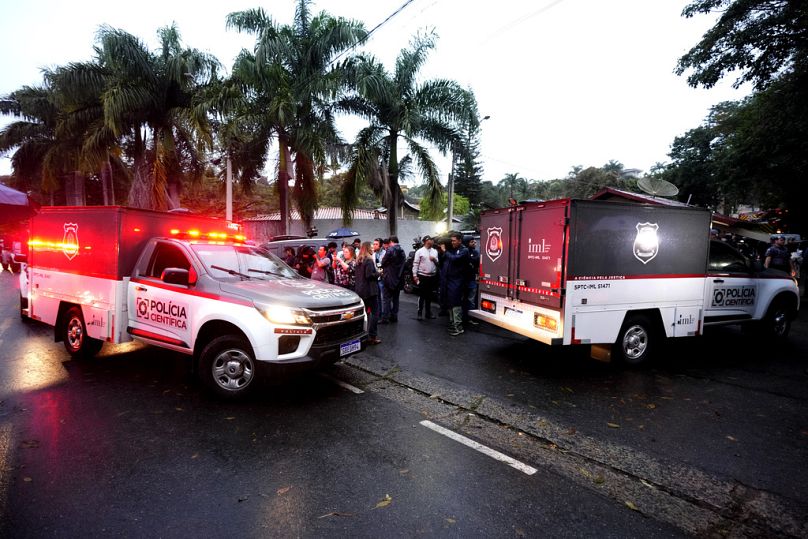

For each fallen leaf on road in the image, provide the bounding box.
[640,479,656,489]
[607,422,620,429]
[225,416,235,420]
[399,469,409,475]
[446,518,456,524]
[21,440,39,449]
[277,486,291,495]
[593,474,605,485]
[23,477,32,482]
[238,496,249,503]
[625,501,639,511]
[373,494,392,509]
[191,453,199,459]
[318,511,354,518]
[175,407,184,412]
[561,386,574,393]
[646,403,656,410]
[726,435,737,442]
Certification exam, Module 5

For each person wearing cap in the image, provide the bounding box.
[764,235,794,274]
[412,235,439,319]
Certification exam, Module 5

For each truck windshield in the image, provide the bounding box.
[191,244,300,281]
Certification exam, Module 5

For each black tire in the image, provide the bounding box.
[61,306,103,358]
[760,299,793,339]
[198,335,258,399]
[613,314,656,366]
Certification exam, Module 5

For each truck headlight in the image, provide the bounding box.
[255,304,311,325]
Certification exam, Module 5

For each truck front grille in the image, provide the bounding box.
[313,319,364,346]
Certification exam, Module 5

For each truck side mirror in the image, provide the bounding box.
[161,267,190,286]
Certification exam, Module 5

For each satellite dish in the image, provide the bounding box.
[637,177,679,197]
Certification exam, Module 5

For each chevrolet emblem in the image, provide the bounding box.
[341,312,354,320]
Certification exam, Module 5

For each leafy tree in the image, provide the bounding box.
[671,1,808,224]
[340,32,474,236]
[451,92,484,207]
[498,173,530,201]
[419,192,469,221]
[48,24,220,210]
[226,1,366,231]
[0,84,66,195]
[676,0,808,89]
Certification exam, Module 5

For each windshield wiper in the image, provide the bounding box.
[211,264,252,280]
[248,268,292,278]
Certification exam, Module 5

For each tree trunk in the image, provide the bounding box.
[278,138,292,235]
[293,151,317,231]
[100,162,111,205]
[387,133,399,237]
[127,157,152,209]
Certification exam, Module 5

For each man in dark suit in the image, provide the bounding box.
[380,236,406,323]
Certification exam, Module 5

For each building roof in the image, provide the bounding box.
[591,187,691,207]
[244,207,386,222]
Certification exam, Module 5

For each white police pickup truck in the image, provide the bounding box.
[20,207,367,398]
[472,199,799,365]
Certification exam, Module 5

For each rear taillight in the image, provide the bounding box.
[480,299,496,313]
[534,313,558,332]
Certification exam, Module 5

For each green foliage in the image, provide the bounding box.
[419,192,469,221]
[339,31,476,235]
[676,0,808,89]
[669,0,808,228]
[661,70,808,218]
[226,1,367,227]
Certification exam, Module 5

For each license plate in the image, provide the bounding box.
[504,307,523,320]
[339,339,362,357]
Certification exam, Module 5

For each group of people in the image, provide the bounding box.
[283,231,482,343]
[411,233,480,336]
[285,236,407,346]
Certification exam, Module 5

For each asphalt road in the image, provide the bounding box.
[0,270,806,537]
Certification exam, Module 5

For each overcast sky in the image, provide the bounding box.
[0,0,749,185]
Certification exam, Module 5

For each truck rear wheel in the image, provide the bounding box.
[61,306,103,358]
[199,335,257,399]
[614,314,655,366]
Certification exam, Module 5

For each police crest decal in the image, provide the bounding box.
[62,223,79,260]
[486,227,503,262]
[633,222,659,265]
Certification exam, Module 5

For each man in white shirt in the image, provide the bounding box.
[412,235,439,320]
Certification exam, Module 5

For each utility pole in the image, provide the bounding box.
[226,157,233,222]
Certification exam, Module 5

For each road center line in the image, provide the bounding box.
[420,420,538,475]
[319,374,364,394]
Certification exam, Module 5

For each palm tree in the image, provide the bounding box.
[51,24,220,210]
[226,1,366,232]
[0,83,86,202]
[340,32,474,236]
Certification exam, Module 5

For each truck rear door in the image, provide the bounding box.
[479,207,517,299]
[513,202,567,309]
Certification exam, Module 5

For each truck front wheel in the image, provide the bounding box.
[61,306,103,358]
[199,335,257,399]
[614,314,655,366]
[761,299,793,339]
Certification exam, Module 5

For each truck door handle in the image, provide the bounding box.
[712,279,724,284]
[135,286,148,292]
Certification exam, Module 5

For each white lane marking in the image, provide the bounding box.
[420,420,537,476]
[319,374,364,394]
